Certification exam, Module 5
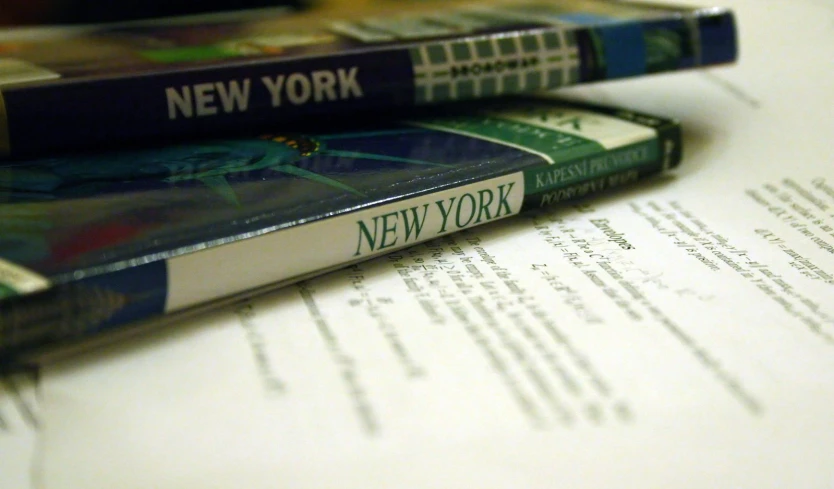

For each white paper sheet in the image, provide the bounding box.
[1,372,39,489]
[37,1,834,488]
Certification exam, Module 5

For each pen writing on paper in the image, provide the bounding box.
[700,72,762,109]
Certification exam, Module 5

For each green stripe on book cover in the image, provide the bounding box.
[409,114,603,165]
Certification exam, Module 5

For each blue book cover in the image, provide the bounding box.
[0,0,733,157]
[0,96,682,364]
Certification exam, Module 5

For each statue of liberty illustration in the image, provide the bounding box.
[0,128,453,339]
[0,129,449,205]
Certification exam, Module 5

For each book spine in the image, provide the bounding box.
[0,124,681,363]
[0,8,733,158]
[1,50,416,158]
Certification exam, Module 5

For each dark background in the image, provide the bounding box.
[0,0,311,25]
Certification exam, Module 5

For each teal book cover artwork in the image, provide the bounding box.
[0,96,682,363]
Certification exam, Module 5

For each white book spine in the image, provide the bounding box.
[165,171,526,312]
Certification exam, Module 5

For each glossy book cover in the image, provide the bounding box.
[0,0,733,157]
[0,96,682,363]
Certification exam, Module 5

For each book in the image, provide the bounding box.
[0,0,733,158]
[0,96,682,363]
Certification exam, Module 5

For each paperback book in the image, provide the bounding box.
[0,96,682,363]
[0,0,733,157]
